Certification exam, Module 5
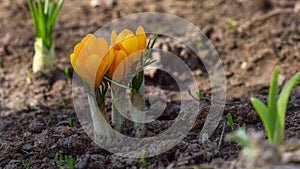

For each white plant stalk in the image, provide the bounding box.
[111,93,126,132]
[111,73,145,137]
[87,92,113,144]
[131,78,145,137]
[32,38,54,73]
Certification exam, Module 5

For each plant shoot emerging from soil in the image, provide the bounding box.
[27,0,64,73]
[251,66,300,145]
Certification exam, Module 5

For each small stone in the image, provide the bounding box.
[75,154,90,169]
[22,143,32,151]
[90,154,105,161]
[90,0,100,7]
[29,121,45,133]
[241,61,247,70]
[162,44,169,52]
[57,136,72,147]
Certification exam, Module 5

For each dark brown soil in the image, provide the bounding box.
[0,0,299,168]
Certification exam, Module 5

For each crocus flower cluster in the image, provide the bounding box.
[70,26,146,88]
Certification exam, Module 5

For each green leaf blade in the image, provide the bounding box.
[251,97,273,141]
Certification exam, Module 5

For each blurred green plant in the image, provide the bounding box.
[27,0,64,73]
[62,100,67,108]
[228,128,257,159]
[55,153,63,169]
[64,66,69,75]
[226,113,234,130]
[64,155,74,169]
[43,118,51,126]
[26,69,32,78]
[140,151,147,166]
[195,40,202,48]
[203,150,207,161]
[67,117,73,127]
[228,19,236,30]
[251,66,300,145]
[22,156,33,169]
[196,90,205,103]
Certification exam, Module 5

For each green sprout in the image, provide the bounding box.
[228,19,236,30]
[67,117,73,127]
[65,155,74,169]
[43,118,51,126]
[195,40,202,48]
[203,150,207,161]
[226,113,234,130]
[251,66,300,145]
[55,153,63,169]
[26,69,32,78]
[27,0,64,73]
[64,66,69,75]
[22,156,33,169]
[228,128,257,159]
[196,90,205,102]
[140,151,147,166]
[62,100,67,107]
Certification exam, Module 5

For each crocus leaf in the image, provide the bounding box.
[251,97,273,141]
[276,71,300,144]
[267,66,279,140]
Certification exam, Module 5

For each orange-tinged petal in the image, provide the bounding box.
[74,43,84,56]
[82,34,93,44]
[119,35,139,55]
[116,29,135,43]
[111,31,117,45]
[70,53,77,69]
[109,49,128,78]
[136,26,146,50]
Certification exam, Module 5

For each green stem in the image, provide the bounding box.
[32,38,54,73]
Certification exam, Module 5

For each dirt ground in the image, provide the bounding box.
[0,0,300,168]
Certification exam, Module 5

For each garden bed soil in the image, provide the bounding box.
[0,0,300,168]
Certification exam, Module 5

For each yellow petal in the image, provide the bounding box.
[111,31,117,45]
[116,29,135,43]
[136,26,146,50]
[84,54,104,87]
[70,53,77,69]
[119,35,138,55]
[109,50,128,78]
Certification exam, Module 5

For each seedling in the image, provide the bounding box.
[196,90,205,102]
[203,150,207,161]
[64,66,69,75]
[26,69,32,78]
[65,155,74,169]
[62,100,67,107]
[251,66,300,145]
[228,19,236,30]
[140,151,147,166]
[22,156,33,169]
[195,40,202,48]
[27,0,64,73]
[67,117,73,127]
[55,153,63,169]
[226,113,234,130]
[228,128,257,159]
[43,118,51,126]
